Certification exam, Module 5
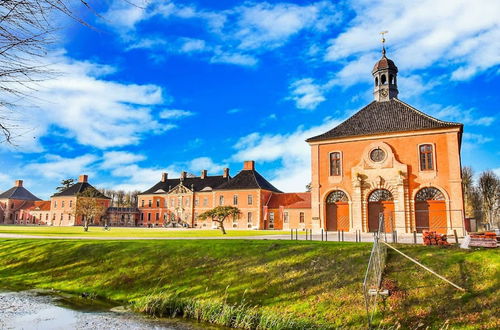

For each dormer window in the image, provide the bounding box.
[330,152,341,176]
[420,144,434,170]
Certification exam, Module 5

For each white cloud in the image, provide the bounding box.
[187,157,227,175]
[289,78,326,110]
[159,109,195,119]
[463,133,494,145]
[101,151,146,170]
[102,0,340,66]
[325,0,500,83]
[6,52,174,151]
[24,154,98,180]
[227,108,241,114]
[232,118,342,191]
[430,105,495,127]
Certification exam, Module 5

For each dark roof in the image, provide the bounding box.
[0,186,41,201]
[372,55,398,73]
[51,182,110,199]
[140,175,231,195]
[215,170,282,193]
[306,99,462,142]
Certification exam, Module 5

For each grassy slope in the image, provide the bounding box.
[382,245,500,329]
[0,239,498,328]
[0,226,299,237]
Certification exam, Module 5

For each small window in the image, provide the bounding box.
[69,200,73,207]
[54,201,57,208]
[219,196,224,206]
[248,195,253,205]
[156,200,160,207]
[233,195,238,205]
[381,74,387,84]
[299,212,305,223]
[419,144,434,170]
[147,213,151,221]
[170,199,174,207]
[203,198,208,207]
[247,212,252,223]
[62,201,65,208]
[269,212,274,222]
[148,200,152,207]
[155,213,159,220]
[330,152,341,176]
[375,77,378,86]
[195,198,199,206]
[140,213,144,221]
[284,212,289,223]
[141,200,145,207]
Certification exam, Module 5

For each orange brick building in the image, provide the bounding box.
[0,180,41,224]
[49,175,111,226]
[137,161,285,229]
[306,48,464,234]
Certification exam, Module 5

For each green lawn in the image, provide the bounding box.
[0,225,300,237]
[0,239,497,328]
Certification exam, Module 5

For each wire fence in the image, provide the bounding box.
[362,213,387,327]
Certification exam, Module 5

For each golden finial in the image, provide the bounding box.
[380,30,388,56]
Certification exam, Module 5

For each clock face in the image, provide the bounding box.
[370,148,385,162]
[380,89,388,97]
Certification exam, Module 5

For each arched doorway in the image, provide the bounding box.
[325,190,349,231]
[368,189,394,232]
[415,187,446,233]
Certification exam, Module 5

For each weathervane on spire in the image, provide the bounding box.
[380,30,388,56]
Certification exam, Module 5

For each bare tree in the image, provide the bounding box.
[199,206,240,234]
[461,166,474,218]
[478,170,500,229]
[73,187,107,231]
[0,0,93,143]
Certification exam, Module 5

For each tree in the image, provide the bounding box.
[198,206,241,235]
[73,187,107,232]
[56,178,75,192]
[478,170,500,229]
[461,166,474,218]
[0,0,92,143]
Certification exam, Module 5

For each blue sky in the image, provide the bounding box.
[1,0,499,199]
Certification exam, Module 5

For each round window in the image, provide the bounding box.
[370,148,385,162]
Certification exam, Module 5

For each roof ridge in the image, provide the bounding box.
[394,98,462,126]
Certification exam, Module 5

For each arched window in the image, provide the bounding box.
[368,189,393,202]
[415,187,445,201]
[375,77,378,86]
[389,74,394,84]
[381,74,387,85]
[326,190,348,203]
[419,144,434,170]
[330,152,341,176]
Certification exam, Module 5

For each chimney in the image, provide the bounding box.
[223,168,230,178]
[201,170,207,179]
[14,180,23,187]
[181,171,187,180]
[243,161,255,171]
[78,175,88,183]
[161,172,168,182]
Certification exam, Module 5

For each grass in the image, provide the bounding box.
[0,225,301,237]
[0,238,497,328]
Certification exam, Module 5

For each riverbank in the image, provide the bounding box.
[0,239,498,328]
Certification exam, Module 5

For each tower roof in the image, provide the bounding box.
[306,99,462,142]
[372,54,398,73]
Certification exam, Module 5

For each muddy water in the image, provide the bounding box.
[0,290,221,330]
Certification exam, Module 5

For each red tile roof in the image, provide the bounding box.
[30,200,51,211]
[267,192,311,209]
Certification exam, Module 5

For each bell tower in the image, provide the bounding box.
[372,32,398,102]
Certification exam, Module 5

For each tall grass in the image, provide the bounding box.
[135,292,323,329]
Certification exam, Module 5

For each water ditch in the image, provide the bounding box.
[0,290,224,330]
